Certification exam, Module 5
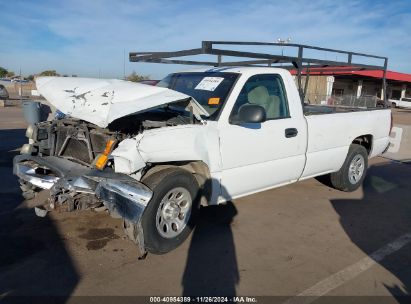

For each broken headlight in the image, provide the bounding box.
[25,124,37,139]
[36,128,48,141]
[20,143,37,155]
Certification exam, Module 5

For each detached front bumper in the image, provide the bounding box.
[14,154,152,257]
[13,155,153,218]
[13,155,152,224]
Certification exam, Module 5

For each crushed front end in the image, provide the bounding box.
[13,119,153,257]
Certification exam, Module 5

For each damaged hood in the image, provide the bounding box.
[36,77,207,128]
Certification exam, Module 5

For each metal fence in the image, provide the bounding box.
[0,80,38,100]
[304,94,379,108]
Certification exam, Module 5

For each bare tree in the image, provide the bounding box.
[38,70,60,77]
[126,71,149,82]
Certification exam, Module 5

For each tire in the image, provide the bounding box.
[141,168,201,254]
[330,144,368,192]
[392,102,397,108]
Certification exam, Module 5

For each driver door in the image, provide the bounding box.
[219,74,306,200]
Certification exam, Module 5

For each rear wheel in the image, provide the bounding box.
[141,168,200,254]
[330,144,368,192]
[392,102,397,108]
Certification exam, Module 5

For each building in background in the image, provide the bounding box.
[291,67,411,106]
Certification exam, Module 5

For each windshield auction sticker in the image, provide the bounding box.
[195,77,224,91]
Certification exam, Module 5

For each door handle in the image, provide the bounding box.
[285,128,298,138]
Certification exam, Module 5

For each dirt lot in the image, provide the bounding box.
[391,108,411,125]
[0,106,410,303]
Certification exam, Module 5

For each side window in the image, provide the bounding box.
[230,74,290,122]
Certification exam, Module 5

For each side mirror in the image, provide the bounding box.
[238,104,266,123]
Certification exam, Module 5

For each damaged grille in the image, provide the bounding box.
[57,136,90,163]
[55,126,109,164]
[35,120,116,166]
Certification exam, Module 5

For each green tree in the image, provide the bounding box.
[39,70,60,76]
[0,67,8,78]
[126,71,149,82]
[6,71,15,77]
[27,75,35,81]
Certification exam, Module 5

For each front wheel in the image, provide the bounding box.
[330,144,368,192]
[141,168,201,254]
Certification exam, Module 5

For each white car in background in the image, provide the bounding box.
[390,97,411,109]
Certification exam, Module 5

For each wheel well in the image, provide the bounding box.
[142,161,212,205]
[352,135,372,155]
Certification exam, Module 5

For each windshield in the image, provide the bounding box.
[157,72,239,119]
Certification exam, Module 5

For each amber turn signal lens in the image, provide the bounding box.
[94,154,108,170]
[103,139,116,155]
[93,138,117,170]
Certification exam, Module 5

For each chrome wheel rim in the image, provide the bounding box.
[348,154,365,185]
[155,187,192,238]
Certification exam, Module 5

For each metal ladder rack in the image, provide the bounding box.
[129,41,388,103]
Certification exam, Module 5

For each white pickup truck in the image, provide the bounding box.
[390,97,411,109]
[14,67,392,256]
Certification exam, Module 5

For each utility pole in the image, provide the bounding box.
[277,38,292,67]
[123,48,126,80]
[277,37,292,56]
[19,68,22,103]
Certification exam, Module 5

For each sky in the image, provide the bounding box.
[0,0,410,79]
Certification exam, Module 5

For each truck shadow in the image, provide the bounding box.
[182,200,239,297]
[330,162,411,302]
[0,129,79,302]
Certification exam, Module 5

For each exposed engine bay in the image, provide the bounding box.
[26,110,194,168]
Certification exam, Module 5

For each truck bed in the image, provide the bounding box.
[303,104,385,116]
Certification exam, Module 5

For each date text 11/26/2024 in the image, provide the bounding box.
[149,296,258,303]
